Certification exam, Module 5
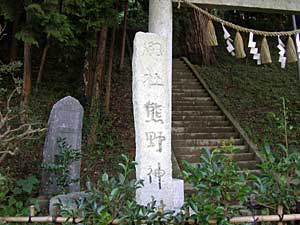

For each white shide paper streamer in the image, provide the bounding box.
[277,36,286,69]
[248,32,261,65]
[222,24,235,56]
[295,33,300,63]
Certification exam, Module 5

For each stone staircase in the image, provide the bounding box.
[171,58,261,177]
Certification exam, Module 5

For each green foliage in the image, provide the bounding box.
[182,142,252,224]
[59,154,151,224]
[254,144,300,212]
[58,155,188,224]
[0,61,22,96]
[15,31,39,45]
[16,2,74,46]
[266,97,298,150]
[64,0,118,48]
[254,99,300,212]
[128,0,147,29]
[42,138,81,194]
[0,173,39,217]
[0,0,15,21]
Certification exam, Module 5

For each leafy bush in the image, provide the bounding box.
[58,155,181,224]
[254,144,300,212]
[0,173,39,216]
[42,138,81,194]
[182,142,252,224]
[253,97,300,212]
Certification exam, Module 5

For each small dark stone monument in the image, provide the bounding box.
[40,96,84,196]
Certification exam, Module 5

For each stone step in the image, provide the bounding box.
[172,64,188,68]
[172,61,185,65]
[172,120,230,127]
[172,67,192,71]
[173,92,209,97]
[172,127,235,133]
[173,84,201,89]
[172,106,218,111]
[172,115,226,121]
[172,74,197,80]
[173,101,215,106]
[172,78,199,82]
[173,146,249,155]
[236,160,258,170]
[176,153,255,163]
[172,138,244,147]
[173,96,211,102]
[172,110,222,116]
[172,81,200,85]
[173,97,215,102]
[173,132,239,140]
[172,89,206,93]
[173,97,212,100]
[172,73,194,77]
[172,76,195,80]
[172,72,193,76]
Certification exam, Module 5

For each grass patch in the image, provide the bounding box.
[196,47,300,148]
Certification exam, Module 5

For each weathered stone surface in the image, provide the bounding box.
[133,32,184,210]
[172,0,300,13]
[40,96,83,196]
[49,192,90,216]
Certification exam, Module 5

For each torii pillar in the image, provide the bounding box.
[149,1,173,149]
[149,0,173,94]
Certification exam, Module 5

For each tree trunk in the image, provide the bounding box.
[90,27,108,110]
[119,0,128,70]
[88,27,108,147]
[36,44,50,85]
[83,49,95,99]
[184,9,216,65]
[22,42,32,108]
[10,0,23,62]
[105,26,117,114]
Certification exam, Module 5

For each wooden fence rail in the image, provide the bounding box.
[1,205,299,224]
[1,214,300,224]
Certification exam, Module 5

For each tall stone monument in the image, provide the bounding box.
[40,96,83,196]
[133,32,184,210]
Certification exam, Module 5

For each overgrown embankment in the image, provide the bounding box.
[196,49,300,149]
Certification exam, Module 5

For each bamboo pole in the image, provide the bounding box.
[2,213,300,224]
[0,216,83,223]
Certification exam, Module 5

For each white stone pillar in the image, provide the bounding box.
[149,0,173,105]
[133,0,183,211]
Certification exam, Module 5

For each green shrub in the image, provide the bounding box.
[0,173,39,217]
[182,142,252,225]
[42,138,81,194]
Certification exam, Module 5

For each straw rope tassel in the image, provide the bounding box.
[207,20,218,46]
[260,36,272,64]
[234,31,246,59]
[286,36,297,63]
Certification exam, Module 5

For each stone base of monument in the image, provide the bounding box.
[37,196,50,212]
[49,192,90,216]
